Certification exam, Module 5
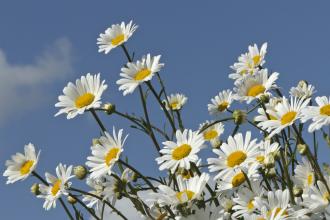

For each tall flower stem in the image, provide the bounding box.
[90,108,107,133]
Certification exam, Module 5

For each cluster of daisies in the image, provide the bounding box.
[4,20,330,220]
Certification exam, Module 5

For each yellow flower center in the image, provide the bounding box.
[231,172,246,187]
[51,179,62,196]
[203,130,218,141]
[105,148,120,166]
[320,104,330,116]
[227,150,247,167]
[253,55,261,66]
[307,173,314,186]
[268,208,288,217]
[247,84,266,97]
[172,144,192,160]
[75,93,95,108]
[134,68,151,81]
[170,101,179,110]
[218,101,229,112]
[20,160,34,175]
[111,34,125,46]
[247,200,254,210]
[256,155,265,164]
[323,192,330,202]
[176,190,195,202]
[281,111,297,125]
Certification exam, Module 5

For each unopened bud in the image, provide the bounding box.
[259,94,270,104]
[293,186,303,197]
[264,155,275,169]
[92,138,101,146]
[232,110,246,125]
[31,183,40,195]
[298,80,308,88]
[103,103,116,115]
[266,168,276,178]
[211,139,222,149]
[74,166,88,180]
[297,144,307,155]
[67,195,77,204]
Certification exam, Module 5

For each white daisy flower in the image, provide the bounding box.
[86,128,128,179]
[301,96,330,132]
[163,93,188,111]
[55,73,108,119]
[82,177,105,211]
[139,204,169,220]
[149,173,209,206]
[116,54,164,96]
[302,180,330,213]
[97,20,138,54]
[156,129,205,173]
[255,140,280,167]
[175,204,222,220]
[255,98,283,130]
[290,81,315,99]
[3,143,40,184]
[199,120,224,147]
[207,131,260,180]
[208,89,234,115]
[234,69,279,104]
[293,158,315,191]
[38,164,74,210]
[257,97,310,138]
[229,42,267,81]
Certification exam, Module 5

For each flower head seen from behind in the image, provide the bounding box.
[208,89,234,115]
[38,164,73,210]
[117,54,164,96]
[86,128,128,179]
[290,80,315,100]
[199,120,224,147]
[3,143,40,184]
[163,93,188,111]
[97,20,138,54]
[156,129,205,172]
[55,73,108,119]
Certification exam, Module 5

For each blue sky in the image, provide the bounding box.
[1,1,330,219]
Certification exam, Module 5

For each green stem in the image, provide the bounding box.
[90,108,107,133]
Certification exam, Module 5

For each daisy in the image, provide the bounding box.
[208,90,234,115]
[97,20,138,54]
[3,143,40,184]
[302,180,330,213]
[38,164,73,210]
[207,131,260,180]
[301,96,330,132]
[257,97,310,138]
[255,98,283,130]
[55,73,108,119]
[290,81,315,99]
[163,93,188,111]
[234,69,279,104]
[199,121,224,147]
[229,42,267,81]
[116,54,164,96]
[149,173,209,206]
[82,177,105,211]
[293,158,315,191]
[156,129,205,173]
[255,140,280,167]
[86,128,128,179]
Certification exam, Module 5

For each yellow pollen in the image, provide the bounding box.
[231,172,246,187]
[204,130,218,141]
[253,55,261,66]
[218,102,229,112]
[307,173,313,186]
[170,101,179,110]
[227,150,247,167]
[247,200,254,210]
[75,93,95,108]
[111,34,125,46]
[247,84,266,97]
[176,190,195,202]
[172,144,192,160]
[256,155,265,163]
[105,148,120,166]
[51,179,62,196]
[20,160,34,175]
[134,68,151,81]
[281,111,297,125]
[320,104,330,116]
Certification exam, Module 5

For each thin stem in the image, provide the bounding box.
[198,117,233,134]
[90,108,107,133]
[69,194,101,220]
[176,111,184,131]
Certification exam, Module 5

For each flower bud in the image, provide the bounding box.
[73,165,88,180]
[103,103,116,115]
[211,139,222,149]
[297,144,307,155]
[232,110,246,125]
[293,186,303,197]
[259,94,270,104]
[115,192,123,200]
[264,155,275,169]
[298,80,308,88]
[266,167,276,178]
[92,138,101,146]
[31,183,40,195]
[67,195,77,204]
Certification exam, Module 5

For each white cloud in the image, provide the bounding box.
[0,38,73,125]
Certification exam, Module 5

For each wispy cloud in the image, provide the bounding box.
[0,38,73,125]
